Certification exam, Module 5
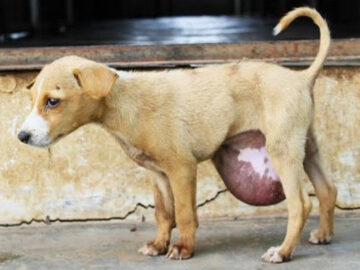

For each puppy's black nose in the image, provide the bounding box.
[18,131,31,144]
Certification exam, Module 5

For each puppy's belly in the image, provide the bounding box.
[213,130,285,206]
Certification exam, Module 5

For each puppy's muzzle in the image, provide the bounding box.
[18,131,31,144]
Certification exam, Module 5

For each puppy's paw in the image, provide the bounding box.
[308,229,333,245]
[166,243,193,260]
[138,241,168,256]
[261,246,290,263]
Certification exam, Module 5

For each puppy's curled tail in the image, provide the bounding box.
[273,7,330,78]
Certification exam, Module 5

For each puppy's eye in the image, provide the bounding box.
[45,98,60,108]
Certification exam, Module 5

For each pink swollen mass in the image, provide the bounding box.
[213,130,286,206]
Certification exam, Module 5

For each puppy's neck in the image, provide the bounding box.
[99,70,142,138]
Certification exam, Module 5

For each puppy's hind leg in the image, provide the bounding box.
[262,134,312,263]
[304,141,337,244]
[138,172,175,256]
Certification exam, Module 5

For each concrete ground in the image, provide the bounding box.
[0,214,359,270]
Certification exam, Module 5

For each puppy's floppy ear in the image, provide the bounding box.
[73,63,118,99]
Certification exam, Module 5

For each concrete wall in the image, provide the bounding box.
[0,67,359,224]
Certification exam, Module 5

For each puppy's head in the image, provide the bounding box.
[18,56,118,147]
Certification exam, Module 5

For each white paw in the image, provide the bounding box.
[308,229,332,245]
[166,244,192,260]
[261,246,285,263]
[138,243,160,256]
[167,246,180,260]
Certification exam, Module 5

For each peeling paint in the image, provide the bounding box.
[339,150,356,167]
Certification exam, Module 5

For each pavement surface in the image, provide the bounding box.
[0,213,359,270]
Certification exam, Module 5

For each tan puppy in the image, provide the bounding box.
[17,7,336,263]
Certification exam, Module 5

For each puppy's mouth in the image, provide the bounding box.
[53,133,65,142]
[28,136,53,148]
[26,133,65,148]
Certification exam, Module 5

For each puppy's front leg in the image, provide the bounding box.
[166,162,198,260]
[138,173,175,256]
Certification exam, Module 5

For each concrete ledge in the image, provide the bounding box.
[2,39,360,71]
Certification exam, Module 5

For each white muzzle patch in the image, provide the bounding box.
[19,77,52,147]
[20,109,51,147]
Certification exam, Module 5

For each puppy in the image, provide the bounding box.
[18,7,336,263]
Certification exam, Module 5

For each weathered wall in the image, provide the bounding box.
[0,67,359,224]
[313,68,360,208]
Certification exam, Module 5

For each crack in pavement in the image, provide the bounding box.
[0,188,229,227]
[2,187,360,227]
